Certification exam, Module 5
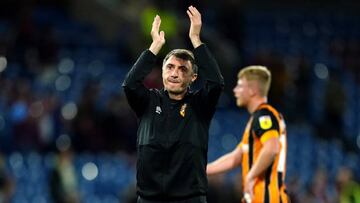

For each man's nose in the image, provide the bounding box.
[170,69,179,77]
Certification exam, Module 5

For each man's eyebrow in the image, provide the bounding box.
[165,64,189,69]
[179,65,189,69]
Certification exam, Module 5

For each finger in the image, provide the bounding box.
[152,15,159,25]
[188,7,201,23]
[186,10,193,19]
[188,6,194,15]
[189,6,196,13]
[189,6,200,16]
[152,15,161,31]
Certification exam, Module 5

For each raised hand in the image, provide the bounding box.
[187,6,202,48]
[149,15,165,55]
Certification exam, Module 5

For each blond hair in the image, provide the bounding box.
[238,65,271,97]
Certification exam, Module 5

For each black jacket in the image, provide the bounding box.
[122,44,224,201]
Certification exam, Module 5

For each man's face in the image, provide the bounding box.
[162,55,197,96]
[233,78,252,107]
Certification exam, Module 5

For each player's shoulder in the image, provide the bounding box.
[253,104,280,119]
[252,104,280,131]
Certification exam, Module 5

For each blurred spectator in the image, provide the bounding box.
[72,81,106,152]
[287,55,312,122]
[336,167,360,203]
[37,25,59,66]
[302,168,336,203]
[49,148,80,203]
[207,174,240,203]
[101,93,137,153]
[37,93,62,151]
[316,70,347,147]
[287,176,302,203]
[10,79,43,152]
[323,71,346,137]
[0,154,15,203]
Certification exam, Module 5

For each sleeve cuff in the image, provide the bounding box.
[260,129,279,144]
[193,43,207,56]
[143,49,157,62]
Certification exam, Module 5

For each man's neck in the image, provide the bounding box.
[247,97,267,114]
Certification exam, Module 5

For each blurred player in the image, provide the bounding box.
[207,66,289,203]
[122,6,224,203]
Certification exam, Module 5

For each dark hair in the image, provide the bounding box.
[163,49,198,74]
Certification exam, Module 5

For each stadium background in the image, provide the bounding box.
[0,0,359,202]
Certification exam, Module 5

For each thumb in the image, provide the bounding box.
[160,31,165,39]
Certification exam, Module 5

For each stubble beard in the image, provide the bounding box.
[166,81,189,95]
[168,87,187,95]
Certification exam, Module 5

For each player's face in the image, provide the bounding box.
[162,56,197,96]
[233,78,251,107]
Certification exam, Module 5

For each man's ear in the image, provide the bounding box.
[191,73,198,82]
[249,87,256,96]
[248,82,257,96]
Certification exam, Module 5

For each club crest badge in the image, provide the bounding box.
[259,115,272,130]
[180,103,187,117]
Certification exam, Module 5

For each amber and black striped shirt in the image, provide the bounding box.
[238,103,288,203]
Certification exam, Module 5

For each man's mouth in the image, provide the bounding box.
[168,79,180,84]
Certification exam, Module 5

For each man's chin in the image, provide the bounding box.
[236,101,244,107]
[167,88,186,95]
